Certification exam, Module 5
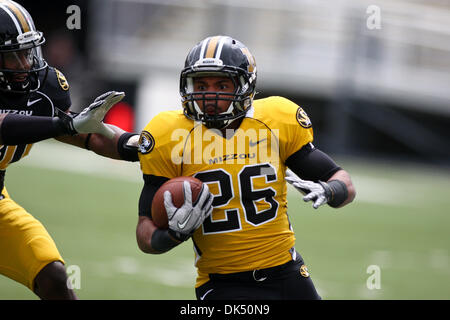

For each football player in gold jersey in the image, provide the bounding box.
[0,0,139,299]
[136,35,356,299]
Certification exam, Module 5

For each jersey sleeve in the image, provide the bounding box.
[268,97,314,162]
[137,112,182,179]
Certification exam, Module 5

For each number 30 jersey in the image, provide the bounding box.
[138,96,314,287]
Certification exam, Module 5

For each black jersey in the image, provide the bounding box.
[0,66,71,170]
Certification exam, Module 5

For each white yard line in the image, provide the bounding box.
[13,140,142,183]
[14,140,446,206]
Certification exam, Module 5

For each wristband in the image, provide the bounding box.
[151,228,182,253]
[117,132,139,162]
[54,108,77,135]
[323,180,348,208]
[168,228,192,242]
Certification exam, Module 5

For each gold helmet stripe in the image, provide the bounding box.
[205,36,221,59]
[215,36,227,59]
[240,47,256,72]
[1,0,31,33]
[14,0,35,30]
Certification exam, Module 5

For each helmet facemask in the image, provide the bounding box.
[181,68,255,129]
[180,36,257,129]
[0,31,48,94]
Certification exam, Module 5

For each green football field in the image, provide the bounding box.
[0,140,449,300]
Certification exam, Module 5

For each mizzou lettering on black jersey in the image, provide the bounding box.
[138,96,314,288]
[0,67,71,169]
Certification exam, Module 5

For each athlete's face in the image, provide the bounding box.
[193,76,236,114]
[0,49,33,82]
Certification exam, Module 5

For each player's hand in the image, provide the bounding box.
[72,91,125,138]
[164,181,213,241]
[285,169,331,209]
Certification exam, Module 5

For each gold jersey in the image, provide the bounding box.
[138,96,314,287]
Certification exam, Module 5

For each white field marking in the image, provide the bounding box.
[12,140,141,183]
[115,256,140,275]
[287,174,414,207]
[368,250,393,268]
[89,256,196,287]
[368,249,449,272]
[314,277,388,300]
[315,274,387,299]
[358,285,385,299]
[429,249,449,271]
[142,259,196,287]
[144,268,196,287]
[347,174,428,206]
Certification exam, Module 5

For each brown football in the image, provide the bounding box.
[151,176,204,229]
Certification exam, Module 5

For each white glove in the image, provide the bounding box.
[285,169,329,209]
[164,181,213,240]
[72,91,125,138]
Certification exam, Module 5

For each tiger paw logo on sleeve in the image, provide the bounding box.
[55,68,69,91]
[138,131,155,154]
[300,264,310,278]
[296,107,312,128]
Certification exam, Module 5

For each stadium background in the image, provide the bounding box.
[1,0,449,299]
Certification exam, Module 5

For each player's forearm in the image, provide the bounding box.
[55,125,139,161]
[137,216,168,254]
[0,113,72,145]
[136,216,157,253]
[136,216,182,254]
[88,125,124,159]
[327,169,356,207]
[55,131,122,160]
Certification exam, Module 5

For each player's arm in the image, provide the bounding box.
[0,112,74,145]
[136,174,213,254]
[0,91,124,146]
[136,175,181,254]
[325,168,355,208]
[54,91,138,161]
[55,126,139,161]
[285,143,356,208]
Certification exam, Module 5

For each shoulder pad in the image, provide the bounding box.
[39,66,72,112]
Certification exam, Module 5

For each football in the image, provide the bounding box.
[151,176,204,229]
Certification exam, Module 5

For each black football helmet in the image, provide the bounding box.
[180,35,257,129]
[0,0,48,94]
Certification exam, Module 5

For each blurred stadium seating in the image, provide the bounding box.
[85,0,450,165]
[21,0,450,164]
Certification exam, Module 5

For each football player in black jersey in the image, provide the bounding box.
[0,0,138,299]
